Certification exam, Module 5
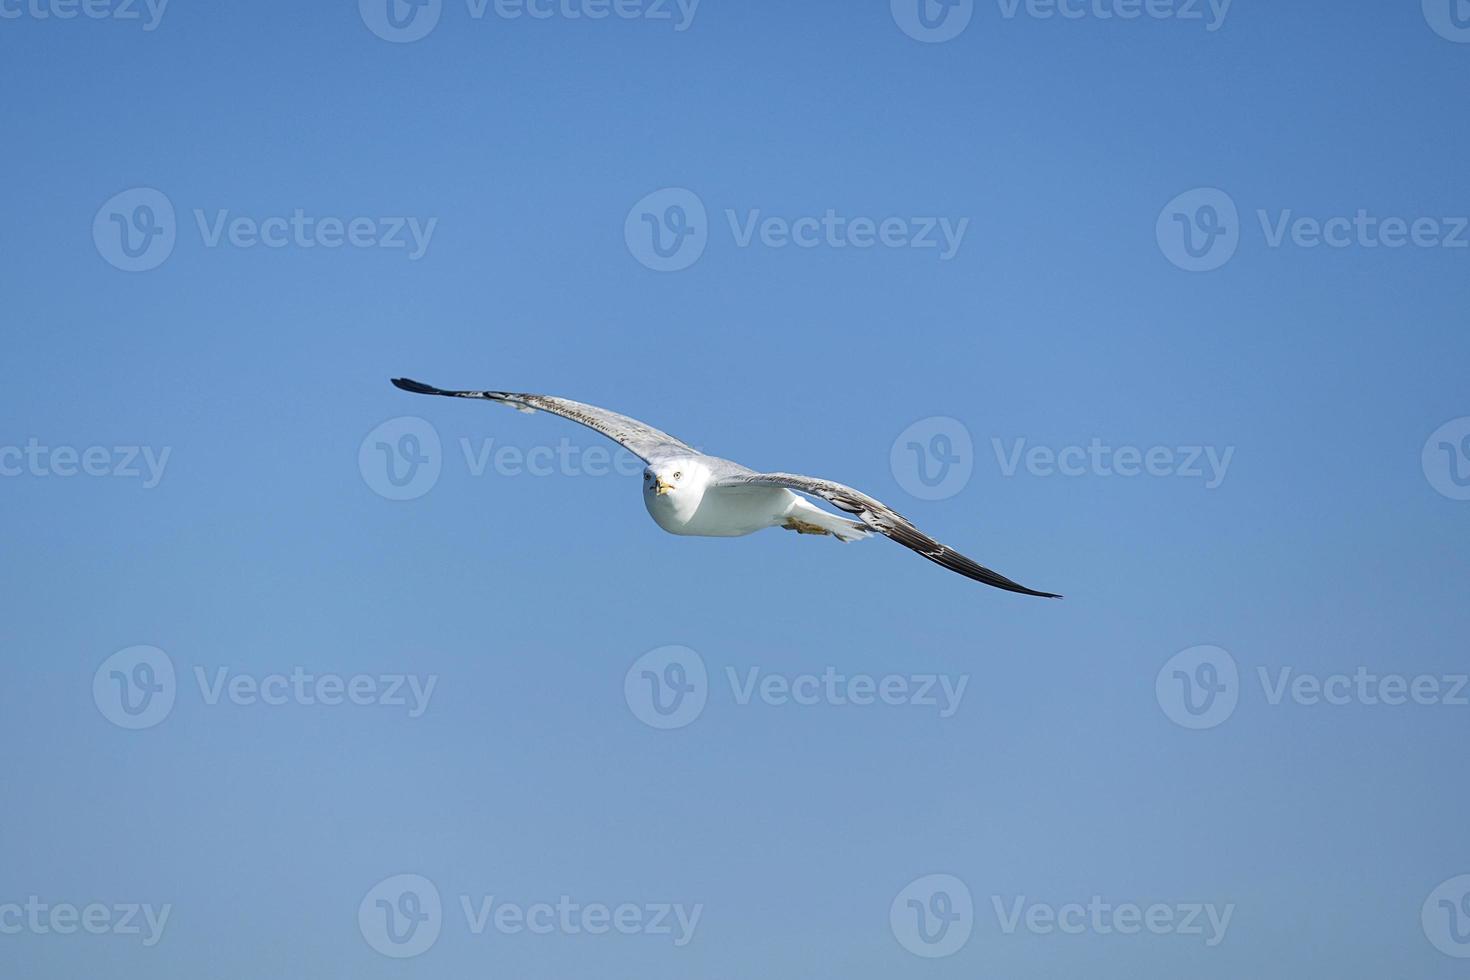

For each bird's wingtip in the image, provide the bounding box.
[391,377,438,395]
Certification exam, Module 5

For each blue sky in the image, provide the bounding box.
[2,1,1469,977]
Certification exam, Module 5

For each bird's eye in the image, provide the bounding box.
[673,471,682,480]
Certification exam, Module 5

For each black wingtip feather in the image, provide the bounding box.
[391,377,448,395]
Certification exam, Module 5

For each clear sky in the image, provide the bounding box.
[3,1,1469,977]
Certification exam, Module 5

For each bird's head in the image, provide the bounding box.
[643,459,708,509]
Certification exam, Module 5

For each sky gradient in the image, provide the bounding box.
[2,1,1469,977]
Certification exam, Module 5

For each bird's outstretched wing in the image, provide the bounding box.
[716,471,1061,597]
[391,377,696,463]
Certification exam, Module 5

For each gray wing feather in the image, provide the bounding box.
[390,378,695,463]
[716,471,1062,598]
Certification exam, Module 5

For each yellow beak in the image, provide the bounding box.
[655,479,675,495]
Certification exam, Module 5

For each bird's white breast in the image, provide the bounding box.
[643,484,796,537]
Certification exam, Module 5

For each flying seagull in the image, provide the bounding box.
[390,377,1060,597]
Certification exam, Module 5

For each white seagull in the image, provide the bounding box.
[391,378,1061,597]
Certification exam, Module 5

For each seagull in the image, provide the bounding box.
[390,378,1061,598]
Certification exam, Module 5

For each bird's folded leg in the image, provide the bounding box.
[781,519,832,536]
